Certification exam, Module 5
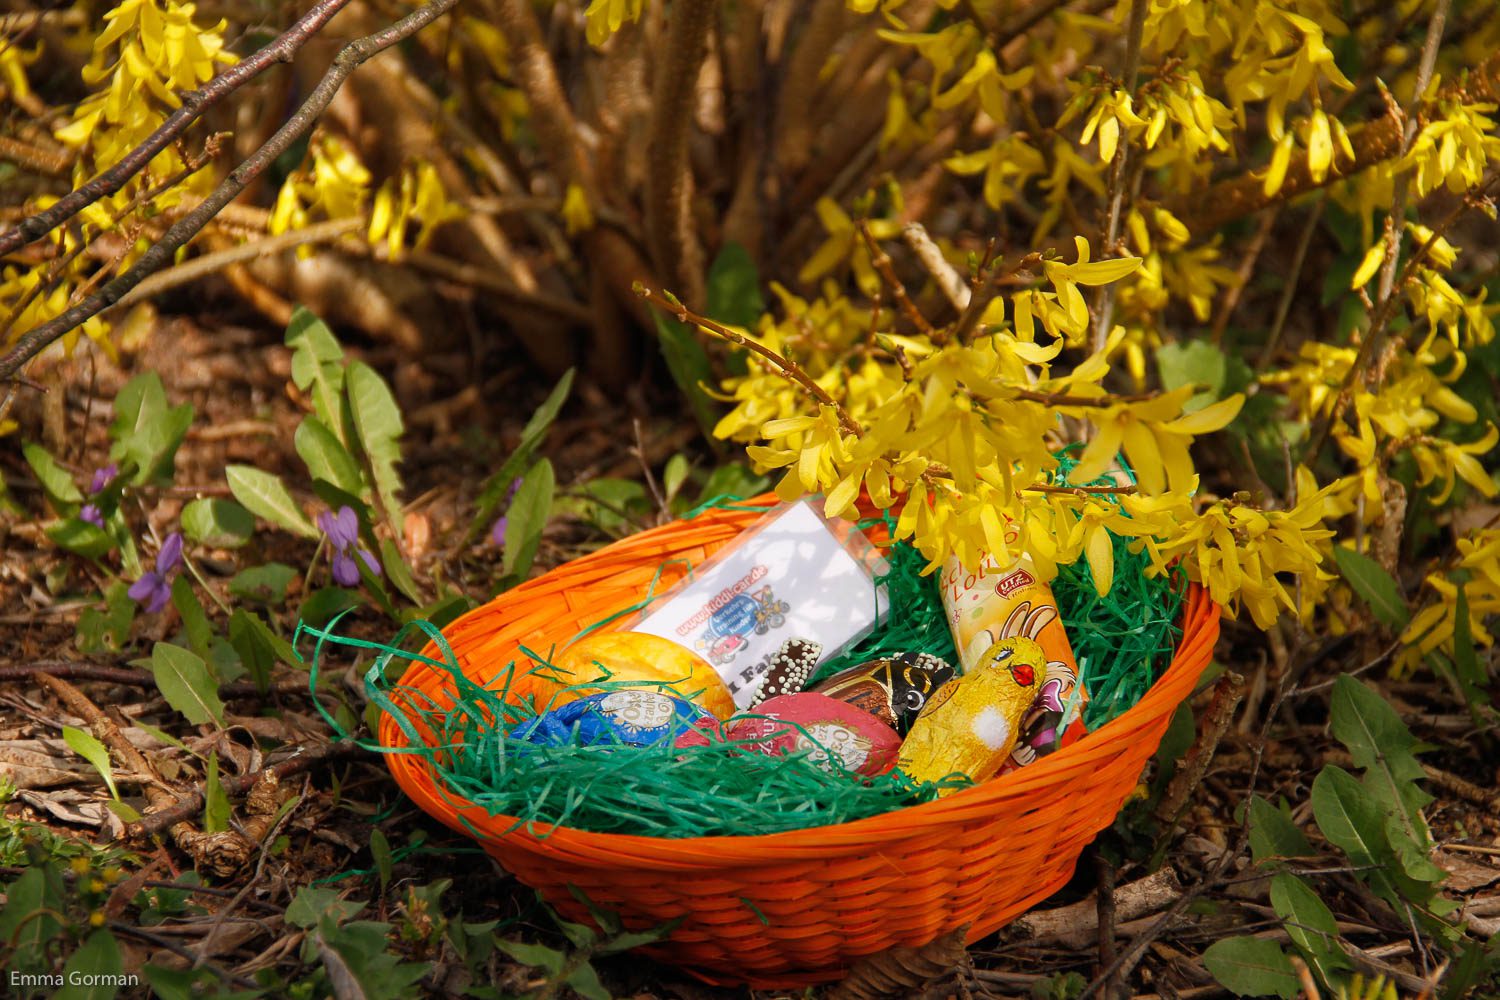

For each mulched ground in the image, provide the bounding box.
[2,307,1497,999]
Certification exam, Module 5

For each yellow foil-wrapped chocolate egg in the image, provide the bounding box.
[550,631,736,720]
[896,636,1044,790]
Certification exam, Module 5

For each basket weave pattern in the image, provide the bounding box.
[379,500,1219,987]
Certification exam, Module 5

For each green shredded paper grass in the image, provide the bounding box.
[303,469,1183,839]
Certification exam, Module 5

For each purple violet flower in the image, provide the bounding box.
[89,464,118,493]
[490,477,524,548]
[79,464,119,528]
[128,532,183,613]
[318,506,380,587]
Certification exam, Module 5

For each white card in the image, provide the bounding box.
[631,501,888,709]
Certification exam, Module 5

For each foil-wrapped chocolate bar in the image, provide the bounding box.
[511,690,710,747]
[896,636,1043,789]
[810,652,956,734]
[726,692,901,777]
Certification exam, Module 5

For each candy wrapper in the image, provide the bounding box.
[896,637,1043,788]
[721,693,901,776]
[512,690,710,747]
[548,631,736,719]
[810,652,955,734]
[939,553,1087,768]
[632,500,889,709]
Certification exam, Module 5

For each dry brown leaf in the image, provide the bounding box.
[826,924,972,1000]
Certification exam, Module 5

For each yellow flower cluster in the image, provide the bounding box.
[710,235,1342,630]
[1404,527,1500,670]
[270,138,463,260]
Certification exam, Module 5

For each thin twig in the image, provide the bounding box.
[0,0,356,257]
[1091,0,1149,353]
[1257,195,1324,367]
[902,222,970,312]
[635,284,865,437]
[0,0,462,381]
[857,221,936,337]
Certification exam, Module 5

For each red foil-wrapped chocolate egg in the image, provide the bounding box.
[725,693,900,776]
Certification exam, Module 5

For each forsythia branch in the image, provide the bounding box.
[0,0,356,258]
[634,283,865,438]
[0,0,462,382]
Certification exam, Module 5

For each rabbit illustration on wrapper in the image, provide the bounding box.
[938,552,1088,770]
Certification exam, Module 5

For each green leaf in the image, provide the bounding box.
[1452,584,1485,693]
[23,441,82,508]
[1156,340,1228,412]
[150,642,225,727]
[503,459,554,579]
[706,241,765,329]
[494,938,565,976]
[663,453,691,502]
[653,310,720,439]
[380,537,422,604]
[1329,675,1433,864]
[296,417,366,497]
[0,867,64,975]
[229,608,297,693]
[54,929,124,1000]
[1331,547,1409,629]
[286,886,365,929]
[565,960,612,1000]
[1247,795,1314,864]
[370,828,392,892]
[1311,766,1391,870]
[695,462,770,506]
[203,751,229,833]
[170,576,213,659]
[104,506,140,577]
[104,798,142,823]
[109,371,194,487]
[63,725,119,800]
[300,587,360,628]
[346,360,405,539]
[181,498,255,548]
[229,563,297,604]
[46,517,114,559]
[286,307,347,442]
[468,368,574,543]
[1203,936,1300,998]
[76,581,136,654]
[227,465,318,539]
[1269,873,1350,986]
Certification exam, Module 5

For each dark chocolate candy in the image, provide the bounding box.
[810,651,956,734]
[747,638,823,708]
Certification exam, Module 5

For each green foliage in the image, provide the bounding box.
[54,930,124,1000]
[75,581,135,654]
[203,751,229,833]
[1212,674,1467,998]
[1203,936,1300,999]
[148,641,225,727]
[61,727,118,801]
[229,563,298,604]
[227,464,319,539]
[346,359,406,539]
[468,367,574,544]
[109,371,193,487]
[500,457,555,585]
[181,497,255,548]
[1332,547,1410,630]
[23,441,82,511]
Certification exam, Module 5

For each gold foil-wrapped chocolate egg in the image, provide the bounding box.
[551,631,736,719]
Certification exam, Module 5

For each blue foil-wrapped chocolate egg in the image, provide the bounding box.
[511,689,710,747]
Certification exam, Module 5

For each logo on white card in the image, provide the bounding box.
[693,581,790,666]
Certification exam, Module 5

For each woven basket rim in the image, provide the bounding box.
[379,500,1220,853]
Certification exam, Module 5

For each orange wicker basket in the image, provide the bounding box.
[378,497,1219,988]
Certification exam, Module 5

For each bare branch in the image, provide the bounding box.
[0,0,356,258]
[0,0,462,382]
[1090,0,1148,353]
